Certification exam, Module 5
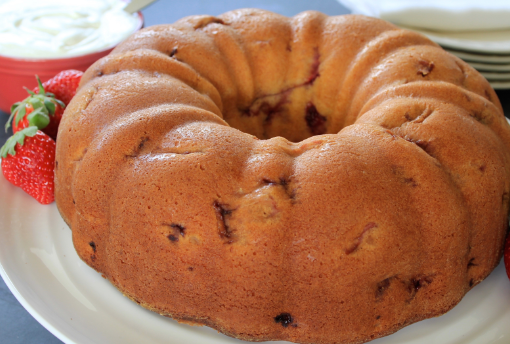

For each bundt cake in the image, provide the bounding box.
[54,9,510,344]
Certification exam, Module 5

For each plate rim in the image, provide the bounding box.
[0,244,77,344]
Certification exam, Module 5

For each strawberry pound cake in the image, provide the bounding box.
[54,9,510,344]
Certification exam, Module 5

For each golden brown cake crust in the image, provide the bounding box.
[55,9,510,344]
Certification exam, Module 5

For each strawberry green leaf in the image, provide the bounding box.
[4,74,64,134]
[27,107,50,129]
[0,139,14,158]
[24,87,36,96]
[14,104,27,127]
[5,102,22,132]
[54,98,65,109]
[36,75,46,95]
[0,126,38,158]
[44,98,56,115]
[10,102,20,115]
[29,97,44,111]
[22,125,38,136]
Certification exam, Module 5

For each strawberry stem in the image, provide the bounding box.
[24,87,36,96]
[4,75,65,133]
[36,75,46,95]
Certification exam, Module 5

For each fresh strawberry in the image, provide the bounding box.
[34,69,83,106]
[504,233,510,280]
[7,76,65,140]
[1,127,55,204]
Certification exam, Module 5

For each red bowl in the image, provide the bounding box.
[0,12,143,113]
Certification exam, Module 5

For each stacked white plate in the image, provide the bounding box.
[335,1,510,90]
[398,26,510,90]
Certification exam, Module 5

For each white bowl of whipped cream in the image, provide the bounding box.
[0,0,144,112]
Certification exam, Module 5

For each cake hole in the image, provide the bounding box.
[125,136,149,158]
[407,275,433,300]
[137,137,149,151]
[165,223,186,243]
[229,48,328,142]
[417,60,434,76]
[213,201,236,243]
[403,177,418,187]
[242,94,288,119]
[262,177,295,199]
[376,277,392,299]
[274,313,294,327]
[89,241,97,252]
[410,276,432,291]
[469,109,492,125]
[404,138,437,160]
[467,258,477,269]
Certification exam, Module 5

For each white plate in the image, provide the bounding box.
[479,71,510,80]
[1,169,510,344]
[489,80,510,90]
[463,61,510,72]
[400,25,510,54]
[445,49,510,64]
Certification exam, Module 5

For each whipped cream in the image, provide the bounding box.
[0,0,140,58]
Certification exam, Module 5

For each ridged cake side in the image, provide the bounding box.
[55,10,510,344]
